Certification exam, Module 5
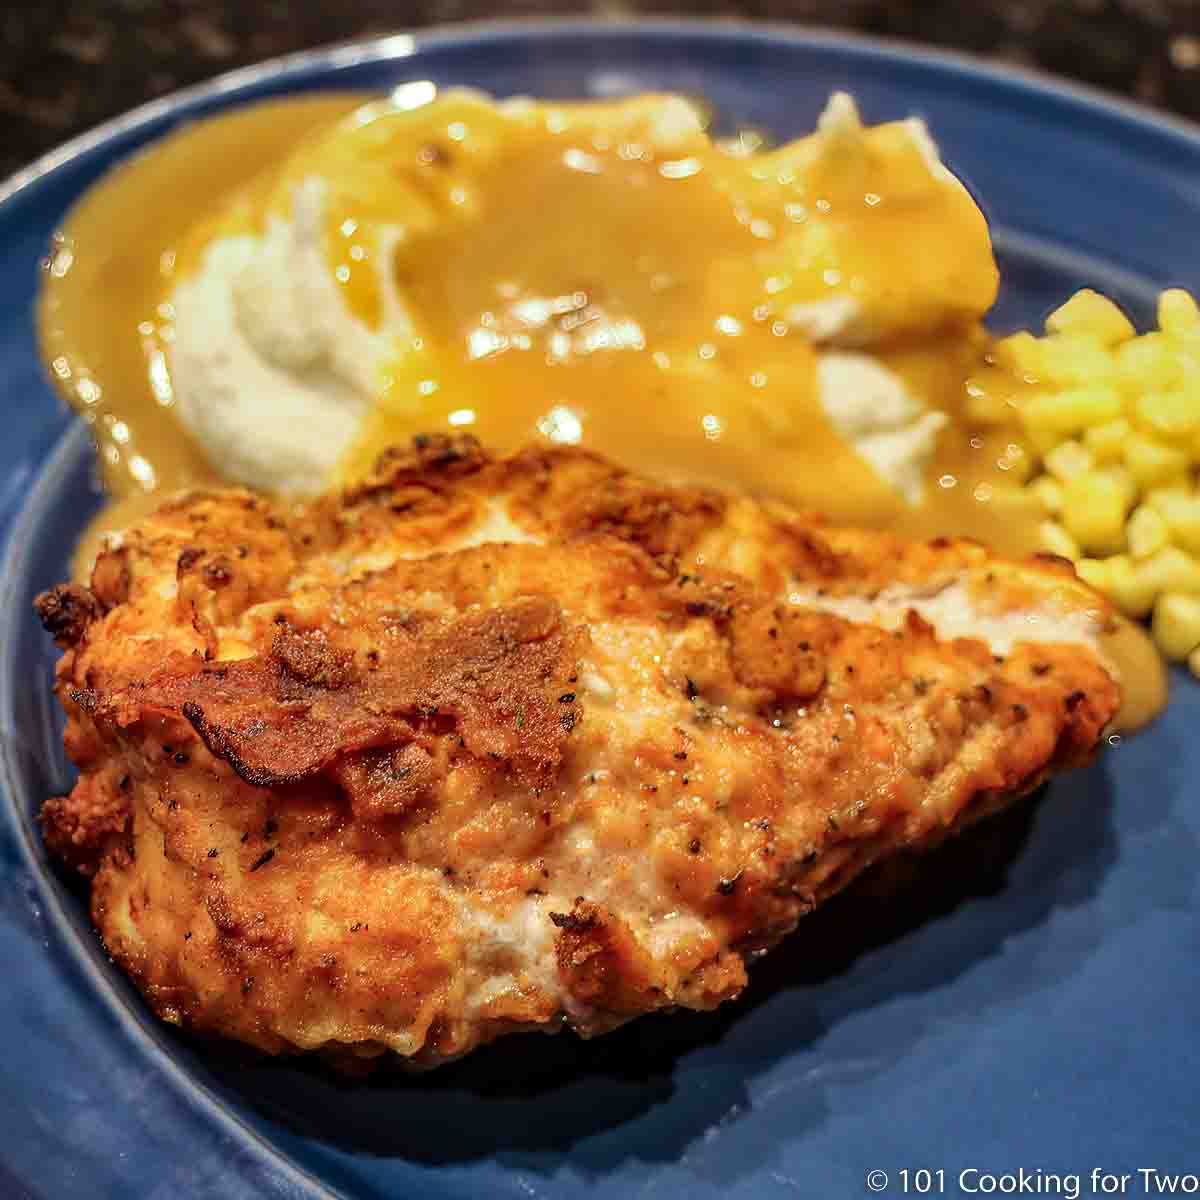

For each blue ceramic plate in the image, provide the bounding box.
[1,21,1197,1200]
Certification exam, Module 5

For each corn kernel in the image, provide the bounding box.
[1146,483,1195,512]
[1158,288,1200,337]
[1154,491,1200,554]
[1152,592,1200,660]
[1182,358,1200,384]
[1189,645,1200,680]
[1038,521,1080,560]
[1115,334,1183,393]
[1101,555,1157,618]
[1098,464,1138,507]
[1140,546,1200,594]
[1075,558,1111,595]
[1061,470,1132,553]
[1126,505,1169,559]
[1046,289,1136,345]
[1021,385,1122,433]
[1037,336,1116,388]
[1044,440,1094,481]
[1084,417,1132,463]
[1029,475,1064,514]
[993,331,1043,380]
[1123,434,1190,489]
[1135,390,1200,438]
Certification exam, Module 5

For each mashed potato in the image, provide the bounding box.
[170,179,392,492]
[163,90,992,501]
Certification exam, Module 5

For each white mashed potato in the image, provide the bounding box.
[170,179,405,493]
[816,354,947,506]
[168,93,951,501]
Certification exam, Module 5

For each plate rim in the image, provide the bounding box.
[1,18,1197,1198]
[4,15,1200,211]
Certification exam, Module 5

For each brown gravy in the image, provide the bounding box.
[38,92,1166,733]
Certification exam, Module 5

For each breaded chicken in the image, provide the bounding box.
[38,436,1121,1067]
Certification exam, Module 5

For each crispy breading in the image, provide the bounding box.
[38,436,1121,1066]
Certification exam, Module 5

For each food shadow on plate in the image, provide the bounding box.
[175,760,1140,1173]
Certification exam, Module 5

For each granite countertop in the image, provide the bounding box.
[3,1,1199,178]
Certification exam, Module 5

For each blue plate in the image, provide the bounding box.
[1,21,1198,1200]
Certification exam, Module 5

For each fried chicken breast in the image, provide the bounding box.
[38,436,1121,1067]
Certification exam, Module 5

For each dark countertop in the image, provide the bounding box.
[4,1,1199,178]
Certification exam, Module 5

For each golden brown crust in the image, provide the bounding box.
[128,600,583,791]
[34,583,102,649]
[38,436,1122,1066]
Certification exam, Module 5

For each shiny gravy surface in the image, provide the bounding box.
[38,92,1164,730]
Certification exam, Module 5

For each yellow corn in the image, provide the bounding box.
[993,331,1043,380]
[1099,464,1138,507]
[1037,336,1116,388]
[1005,287,1200,664]
[1134,390,1200,438]
[1126,504,1170,560]
[1152,592,1200,660]
[1061,470,1131,553]
[1084,417,1133,463]
[1146,483,1195,513]
[1021,386,1123,433]
[1124,434,1190,489]
[1158,288,1200,338]
[1154,491,1200,554]
[1029,475,1064,514]
[1075,557,1111,594]
[1099,555,1158,618]
[1139,546,1200,594]
[1115,333,1183,392]
[1044,440,1094,481]
[1038,521,1080,560]
[1046,289,1136,345]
